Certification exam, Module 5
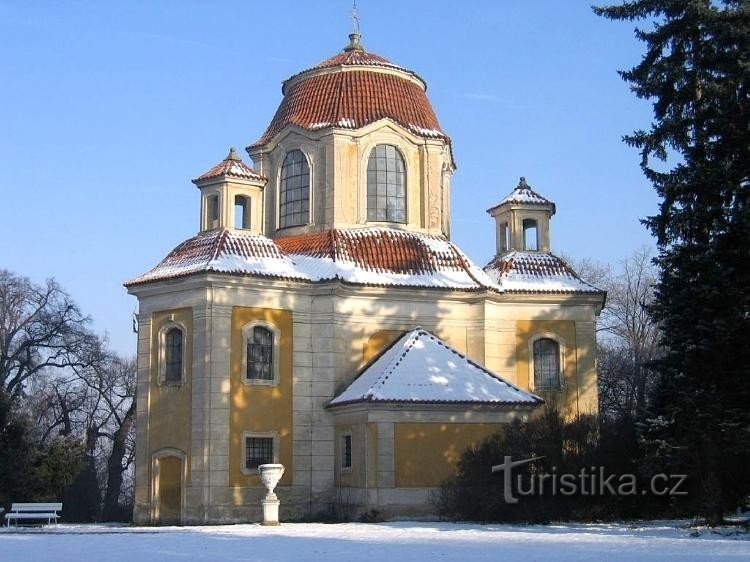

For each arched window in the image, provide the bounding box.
[367,144,406,223]
[533,338,561,390]
[501,222,510,253]
[164,327,183,383]
[234,195,250,229]
[523,219,538,251]
[247,326,274,381]
[208,195,219,229]
[279,150,310,228]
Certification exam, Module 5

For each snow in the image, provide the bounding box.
[492,186,553,207]
[211,253,307,280]
[130,227,506,291]
[330,328,540,405]
[484,251,601,294]
[408,124,444,137]
[1,521,747,562]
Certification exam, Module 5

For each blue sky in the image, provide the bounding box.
[0,1,657,356]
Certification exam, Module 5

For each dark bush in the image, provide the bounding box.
[435,408,688,522]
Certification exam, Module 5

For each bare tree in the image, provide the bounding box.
[31,353,136,520]
[566,248,660,420]
[0,270,98,399]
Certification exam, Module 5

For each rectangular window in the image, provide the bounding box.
[245,437,274,470]
[341,434,352,470]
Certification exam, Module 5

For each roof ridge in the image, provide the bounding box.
[210,229,230,263]
[367,328,423,399]
[423,329,541,399]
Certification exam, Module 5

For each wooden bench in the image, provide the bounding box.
[4,503,62,527]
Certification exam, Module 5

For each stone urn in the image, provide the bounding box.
[258,463,285,525]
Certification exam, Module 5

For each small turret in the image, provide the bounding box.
[192,148,268,234]
[487,177,556,254]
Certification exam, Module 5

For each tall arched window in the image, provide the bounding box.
[247,326,274,381]
[279,150,310,228]
[164,327,183,383]
[533,338,560,390]
[367,144,406,223]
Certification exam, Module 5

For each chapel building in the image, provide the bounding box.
[125,32,605,524]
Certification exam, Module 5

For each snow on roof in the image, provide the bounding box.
[126,227,502,290]
[487,177,555,214]
[276,227,500,290]
[193,148,266,183]
[125,229,306,286]
[329,328,542,406]
[484,251,603,294]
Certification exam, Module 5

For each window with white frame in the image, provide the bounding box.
[158,322,186,385]
[366,144,406,223]
[242,322,280,385]
[533,337,561,390]
[279,149,310,228]
[341,434,352,470]
[241,432,279,474]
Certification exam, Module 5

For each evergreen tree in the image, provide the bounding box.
[593,1,750,521]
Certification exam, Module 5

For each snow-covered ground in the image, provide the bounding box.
[0,521,748,561]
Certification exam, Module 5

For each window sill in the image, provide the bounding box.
[158,380,185,389]
[243,377,279,387]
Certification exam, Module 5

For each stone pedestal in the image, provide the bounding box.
[261,495,280,526]
[258,463,285,526]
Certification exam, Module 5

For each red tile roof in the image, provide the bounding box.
[125,229,302,286]
[250,47,447,148]
[313,49,406,73]
[193,148,266,183]
[483,252,603,294]
[126,227,498,290]
[275,228,471,276]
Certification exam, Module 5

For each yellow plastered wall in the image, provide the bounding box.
[149,308,192,473]
[515,319,579,413]
[334,423,368,488]
[229,307,293,487]
[395,423,502,487]
[363,330,404,363]
[363,328,468,366]
[157,455,182,524]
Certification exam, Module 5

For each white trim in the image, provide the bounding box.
[157,320,187,387]
[363,143,408,225]
[241,431,280,476]
[528,332,566,391]
[357,131,417,226]
[151,448,186,524]
[241,321,281,387]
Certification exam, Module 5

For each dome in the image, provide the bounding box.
[250,33,448,148]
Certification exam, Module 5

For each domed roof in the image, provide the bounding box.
[250,33,448,148]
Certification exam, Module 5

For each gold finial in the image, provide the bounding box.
[226,147,241,161]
